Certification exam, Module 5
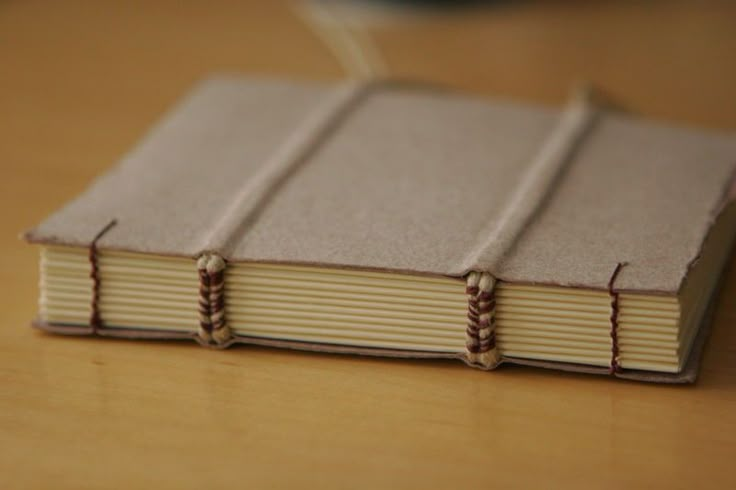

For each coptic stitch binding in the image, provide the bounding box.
[192,81,376,346]
[197,253,230,345]
[607,262,627,374]
[461,88,598,369]
[88,219,117,334]
[27,77,736,383]
[72,83,618,372]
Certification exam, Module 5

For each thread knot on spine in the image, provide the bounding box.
[465,271,500,368]
[607,262,627,374]
[197,253,231,345]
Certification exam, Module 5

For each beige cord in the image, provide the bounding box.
[197,253,231,344]
[462,86,597,273]
[465,271,500,368]
[293,0,388,79]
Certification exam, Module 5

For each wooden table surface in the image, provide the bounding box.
[2,1,736,488]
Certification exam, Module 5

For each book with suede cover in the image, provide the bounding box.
[24,76,736,382]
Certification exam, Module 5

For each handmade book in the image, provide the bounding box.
[24,77,736,383]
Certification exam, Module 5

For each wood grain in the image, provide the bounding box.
[2,1,736,488]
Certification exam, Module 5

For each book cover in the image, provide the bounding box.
[24,77,736,382]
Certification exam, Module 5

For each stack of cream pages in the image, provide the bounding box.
[25,77,736,382]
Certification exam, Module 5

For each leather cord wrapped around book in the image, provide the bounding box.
[24,76,736,382]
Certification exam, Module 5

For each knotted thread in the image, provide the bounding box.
[608,262,627,374]
[193,82,378,348]
[465,271,500,368]
[88,219,117,333]
[197,253,230,345]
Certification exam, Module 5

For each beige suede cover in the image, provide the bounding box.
[25,76,736,293]
[24,76,736,382]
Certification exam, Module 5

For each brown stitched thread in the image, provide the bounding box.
[482,289,497,352]
[88,219,117,334]
[465,272,499,367]
[197,254,230,344]
[209,269,227,334]
[466,344,481,354]
[608,262,627,374]
[197,259,212,338]
[479,336,493,351]
[465,273,481,356]
[475,294,495,349]
[478,291,494,302]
